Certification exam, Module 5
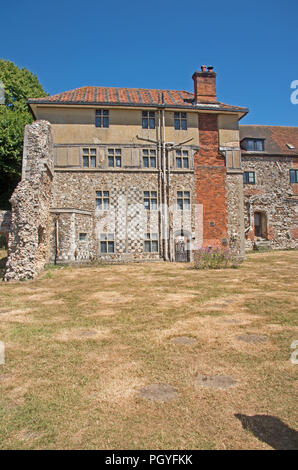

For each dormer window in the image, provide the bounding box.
[242,138,265,152]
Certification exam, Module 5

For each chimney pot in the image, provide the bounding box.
[192,66,217,103]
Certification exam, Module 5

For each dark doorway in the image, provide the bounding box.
[174,231,190,262]
[254,212,267,238]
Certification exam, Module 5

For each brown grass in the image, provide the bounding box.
[0,249,297,450]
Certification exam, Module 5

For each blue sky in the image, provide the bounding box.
[1,0,297,125]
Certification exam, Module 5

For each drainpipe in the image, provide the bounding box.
[54,215,59,265]
[161,106,169,261]
[158,109,163,259]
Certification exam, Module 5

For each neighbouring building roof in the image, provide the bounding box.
[27,86,248,114]
[240,125,298,156]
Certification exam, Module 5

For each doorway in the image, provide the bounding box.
[254,212,267,238]
[174,230,190,262]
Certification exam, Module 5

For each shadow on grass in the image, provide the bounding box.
[235,414,298,450]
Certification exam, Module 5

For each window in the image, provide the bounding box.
[177,191,190,210]
[143,149,157,168]
[100,233,114,253]
[244,138,265,152]
[142,111,155,129]
[144,233,159,252]
[174,112,187,130]
[290,169,298,183]
[79,233,87,241]
[243,171,255,184]
[144,191,157,210]
[82,148,97,168]
[176,150,189,169]
[108,148,121,167]
[95,109,109,128]
[96,191,110,210]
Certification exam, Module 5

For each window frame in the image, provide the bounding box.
[144,190,158,210]
[175,150,189,169]
[96,191,110,210]
[144,233,159,253]
[177,191,190,210]
[100,233,115,253]
[107,148,122,168]
[290,169,298,183]
[243,171,256,184]
[174,112,187,130]
[143,149,157,168]
[142,111,155,129]
[79,233,87,242]
[82,147,97,168]
[95,109,109,128]
[244,138,265,152]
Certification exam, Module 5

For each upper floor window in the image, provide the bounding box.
[95,109,109,128]
[174,112,187,130]
[96,191,110,210]
[142,111,155,129]
[176,150,189,169]
[82,148,97,168]
[108,148,121,167]
[143,149,157,168]
[242,138,265,152]
[177,191,190,210]
[290,169,298,183]
[144,191,157,210]
[243,171,255,184]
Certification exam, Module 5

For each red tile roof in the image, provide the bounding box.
[240,125,298,156]
[27,86,248,113]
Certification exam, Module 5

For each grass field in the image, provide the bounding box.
[0,249,297,450]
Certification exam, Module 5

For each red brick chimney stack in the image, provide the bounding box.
[192,65,217,103]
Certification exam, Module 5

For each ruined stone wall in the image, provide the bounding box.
[225,171,245,259]
[242,155,298,250]
[4,121,54,281]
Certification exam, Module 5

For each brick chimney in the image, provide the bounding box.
[192,65,217,103]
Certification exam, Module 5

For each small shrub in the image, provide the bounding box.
[194,247,240,270]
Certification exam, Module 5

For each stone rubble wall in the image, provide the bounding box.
[4,121,54,281]
[225,171,246,259]
[242,155,298,250]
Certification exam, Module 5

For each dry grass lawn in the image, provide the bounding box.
[0,248,297,450]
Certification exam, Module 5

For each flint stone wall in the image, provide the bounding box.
[4,121,54,281]
[242,155,298,250]
[225,171,245,259]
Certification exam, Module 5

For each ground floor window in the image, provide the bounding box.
[144,233,158,252]
[100,233,115,253]
[243,171,255,184]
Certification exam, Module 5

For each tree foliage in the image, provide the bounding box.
[0,60,47,209]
